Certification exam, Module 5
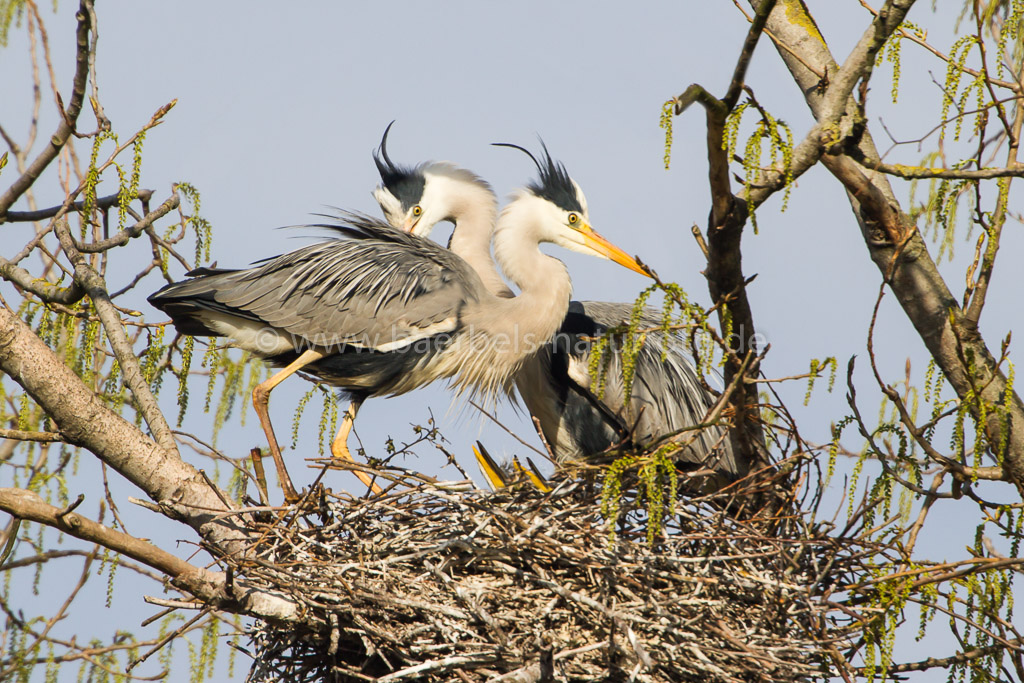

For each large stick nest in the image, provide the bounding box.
[231,468,850,683]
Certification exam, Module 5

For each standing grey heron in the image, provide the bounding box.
[372,129,740,488]
[148,160,648,503]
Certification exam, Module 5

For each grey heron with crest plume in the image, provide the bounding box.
[148,146,649,503]
[372,125,740,488]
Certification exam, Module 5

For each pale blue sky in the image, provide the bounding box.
[1,2,1019,679]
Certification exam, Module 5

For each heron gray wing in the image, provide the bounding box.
[152,213,485,352]
[518,301,739,477]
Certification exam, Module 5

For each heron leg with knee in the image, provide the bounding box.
[330,394,382,494]
[252,348,327,504]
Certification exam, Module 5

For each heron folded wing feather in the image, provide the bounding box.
[516,301,739,476]
[173,216,485,353]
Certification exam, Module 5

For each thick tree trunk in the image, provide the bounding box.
[0,305,302,622]
[754,0,1024,489]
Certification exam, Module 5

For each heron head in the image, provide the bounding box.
[494,142,649,277]
[372,122,427,232]
[372,123,495,236]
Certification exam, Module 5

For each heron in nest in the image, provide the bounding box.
[371,124,740,491]
[149,143,648,502]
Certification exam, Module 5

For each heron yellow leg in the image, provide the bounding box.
[252,348,326,504]
[330,396,382,494]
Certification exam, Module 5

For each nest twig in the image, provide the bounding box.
[228,464,856,683]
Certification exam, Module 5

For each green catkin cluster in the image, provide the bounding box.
[140,325,166,386]
[81,130,117,238]
[640,446,679,546]
[201,338,220,414]
[659,99,675,170]
[620,287,656,406]
[998,362,1015,464]
[877,21,927,103]
[933,175,972,262]
[176,182,214,265]
[660,290,677,362]
[940,36,984,144]
[922,358,939,404]
[601,448,679,548]
[998,0,1024,78]
[723,100,794,232]
[76,317,101,389]
[863,570,914,682]
[586,333,614,401]
[188,616,220,683]
[600,455,635,546]
[830,356,1021,680]
[176,335,195,427]
[211,351,260,445]
[291,387,318,450]
[228,467,248,506]
[827,416,855,483]
[587,281,718,409]
[918,31,1014,268]
[0,0,26,46]
[318,387,339,458]
[157,614,181,672]
[117,132,146,233]
[804,357,837,406]
[104,554,119,610]
[847,442,870,521]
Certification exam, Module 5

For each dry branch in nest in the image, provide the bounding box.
[227,465,857,683]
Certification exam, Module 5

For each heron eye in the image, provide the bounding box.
[568,213,579,225]
[412,205,423,217]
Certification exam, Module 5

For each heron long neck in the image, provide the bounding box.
[447,186,514,298]
[452,198,573,398]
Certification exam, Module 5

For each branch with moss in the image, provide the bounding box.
[0,253,85,303]
[850,155,1024,179]
[756,0,1024,490]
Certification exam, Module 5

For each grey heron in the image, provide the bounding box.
[372,129,740,488]
[148,157,648,503]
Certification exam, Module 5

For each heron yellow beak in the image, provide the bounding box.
[400,216,420,233]
[473,441,508,490]
[579,223,649,277]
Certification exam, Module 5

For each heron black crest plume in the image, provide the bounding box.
[492,140,583,214]
[373,121,424,210]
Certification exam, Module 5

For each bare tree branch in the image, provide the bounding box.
[0,488,300,623]
[0,189,153,223]
[75,191,179,253]
[0,0,93,219]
